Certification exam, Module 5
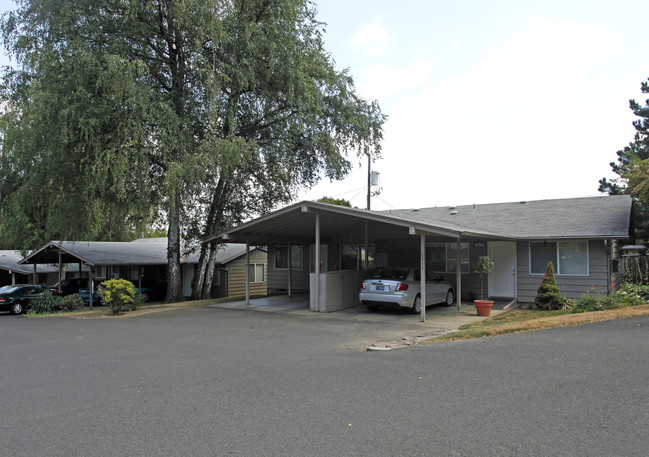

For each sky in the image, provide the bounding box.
[0,0,647,211]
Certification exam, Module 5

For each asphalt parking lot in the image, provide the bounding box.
[2,306,648,456]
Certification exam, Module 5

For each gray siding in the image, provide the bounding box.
[267,244,310,294]
[517,240,609,303]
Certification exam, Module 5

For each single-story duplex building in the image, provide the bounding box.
[204,194,632,320]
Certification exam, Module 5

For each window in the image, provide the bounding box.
[341,244,376,270]
[248,263,265,283]
[426,243,470,273]
[274,246,303,270]
[529,241,588,275]
[341,245,359,270]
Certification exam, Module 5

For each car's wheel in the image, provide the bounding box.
[412,295,422,314]
[10,302,24,315]
[443,289,455,307]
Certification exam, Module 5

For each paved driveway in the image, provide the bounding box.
[1,307,648,456]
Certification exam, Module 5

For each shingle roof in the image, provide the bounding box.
[382,195,632,239]
[0,251,58,274]
[19,239,253,267]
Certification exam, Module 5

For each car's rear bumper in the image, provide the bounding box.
[359,292,412,308]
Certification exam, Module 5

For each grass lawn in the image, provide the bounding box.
[426,304,649,343]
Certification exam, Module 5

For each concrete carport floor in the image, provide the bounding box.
[209,295,513,350]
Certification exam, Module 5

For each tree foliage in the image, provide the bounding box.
[599,77,649,242]
[533,261,567,311]
[0,0,385,301]
[316,196,352,207]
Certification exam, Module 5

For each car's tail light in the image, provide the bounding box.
[0,298,4,302]
[396,283,408,291]
[361,282,366,290]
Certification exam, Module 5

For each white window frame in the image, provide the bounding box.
[248,263,265,283]
[529,240,589,276]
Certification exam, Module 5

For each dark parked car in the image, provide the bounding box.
[0,284,45,314]
[49,278,90,296]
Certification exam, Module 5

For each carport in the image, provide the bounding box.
[204,201,509,322]
[18,240,169,307]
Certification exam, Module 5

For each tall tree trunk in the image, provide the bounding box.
[191,247,209,300]
[165,192,185,303]
[201,243,218,299]
[191,175,229,298]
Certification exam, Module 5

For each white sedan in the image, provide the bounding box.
[359,268,455,313]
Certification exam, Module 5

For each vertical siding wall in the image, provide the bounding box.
[226,249,268,297]
[516,240,609,303]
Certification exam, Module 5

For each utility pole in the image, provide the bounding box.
[366,154,371,210]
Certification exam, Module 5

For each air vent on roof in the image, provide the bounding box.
[412,208,420,212]
[520,201,527,204]
[450,210,458,215]
[449,206,456,210]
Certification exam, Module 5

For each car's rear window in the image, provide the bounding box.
[371,268,409,280]
[0,285,18,293]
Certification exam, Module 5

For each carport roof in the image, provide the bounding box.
[0,250,57,274]
[205,194,631,244]
[19,238,198,266]
[18,239,255,267]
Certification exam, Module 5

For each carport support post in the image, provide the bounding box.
[456,238,462,310]
[315,213,320,312]
[245,241,250,306]
[88,266,93,309]
[288,242,292,299]
[364,220,369,270]
[33,264,37,285]
[420,234,426,322]
[58,252,62,292]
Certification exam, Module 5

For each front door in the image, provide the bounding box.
[487,241,516,298]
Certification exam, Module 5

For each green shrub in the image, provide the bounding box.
[572,283,648,313]
[618,282,649,300]
[60,294,82,311]
[99,279,137,315]
[533,261,568,310]
[30,290,62,314]
[30,290,83,314]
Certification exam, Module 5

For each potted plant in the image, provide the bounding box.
[474,256,495,316]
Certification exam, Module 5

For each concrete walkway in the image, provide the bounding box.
[209,295,513,350]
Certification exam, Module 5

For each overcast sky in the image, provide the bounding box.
[302,0,649,210]
[1,1,647,211]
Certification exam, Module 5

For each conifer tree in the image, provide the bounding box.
[534,261,567,310]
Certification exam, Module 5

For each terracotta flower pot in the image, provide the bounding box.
[474,299,494,316]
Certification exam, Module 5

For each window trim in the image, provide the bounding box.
[274,245,304,270]
[426,242,470,274]
[247,263,265,283]
[529,240,589,276]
